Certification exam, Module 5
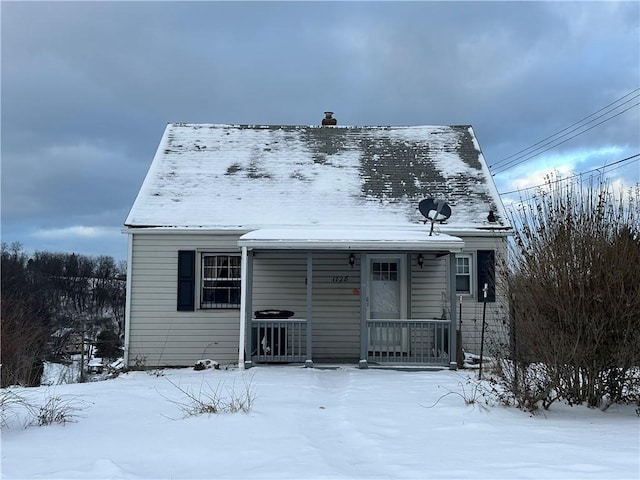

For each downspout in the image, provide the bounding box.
[238,246,248,370]
[123,232,133,366]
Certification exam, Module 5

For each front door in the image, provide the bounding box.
[367,255,408,352]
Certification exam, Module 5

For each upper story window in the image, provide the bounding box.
[200,254,241,309]
[455,254,472,294]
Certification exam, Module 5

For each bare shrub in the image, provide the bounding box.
[488,359,559,412]
[496,177,640,410]
[34,393,90,426]
[423,375,496,410]
[1,389,91,428]
[0,390,35,429]
[163,375,256,417]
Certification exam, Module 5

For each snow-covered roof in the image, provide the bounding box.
[238,227,465,251]
[125,123,510,233]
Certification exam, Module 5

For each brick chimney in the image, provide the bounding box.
[322,111,337,126]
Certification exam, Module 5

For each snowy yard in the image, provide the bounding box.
[1,366,638,479]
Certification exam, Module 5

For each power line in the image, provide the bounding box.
[492,102,640,175]
[489,88,640,174]
[490,88,639,171]
[492,97,639,174]
[498,153,640,196]
[499,154,639,197]
[490,88,639,170]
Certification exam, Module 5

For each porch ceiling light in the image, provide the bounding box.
[348,253,356,268]
[417,253,424,269]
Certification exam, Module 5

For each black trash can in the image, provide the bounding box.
[254,309,295,320]
[253,310,294,356]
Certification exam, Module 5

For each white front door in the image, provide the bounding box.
[368,255,408,351]
[370,258,402,319]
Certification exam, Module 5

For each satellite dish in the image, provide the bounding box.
[418,198,452,236]
[419,198,451,222]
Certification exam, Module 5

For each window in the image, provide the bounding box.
[200,254,241,309]
[372,261,398,281]
[455,254,472,294]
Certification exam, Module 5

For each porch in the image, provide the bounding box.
[251,318,451,367]
[237,227,464,369]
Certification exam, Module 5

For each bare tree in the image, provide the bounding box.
[1,243,52,387]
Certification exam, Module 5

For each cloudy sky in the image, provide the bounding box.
[2,1,639,261]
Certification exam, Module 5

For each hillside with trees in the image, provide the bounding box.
[1,243,126,387]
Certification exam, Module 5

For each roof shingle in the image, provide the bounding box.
[125,123,509,232]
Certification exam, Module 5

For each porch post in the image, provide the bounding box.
[448,252,458,370]
[244,250,254,368]
[238,246,249,370]
[305,251,313,367]
[359,253,368,369]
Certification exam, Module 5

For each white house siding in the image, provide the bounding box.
[250,251,361,362]
[127,232,508,367]
[410,253,448,320]
[452,235,509,355]
[250,252,307,316]
[310,253,361,362]
[127,232,243,367]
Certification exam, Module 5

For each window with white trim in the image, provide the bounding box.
[200,254,241,309]
[455,254,472,294]
[372,261,398,281]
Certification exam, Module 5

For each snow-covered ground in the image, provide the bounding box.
[1,366,638,479]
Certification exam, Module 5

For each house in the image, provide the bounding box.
[50,329,84,356]
[123,114,511,369]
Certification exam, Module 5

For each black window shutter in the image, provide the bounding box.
[177,250,196,311]
[477,250,496,302]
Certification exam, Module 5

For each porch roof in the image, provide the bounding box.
[237,227,464,251]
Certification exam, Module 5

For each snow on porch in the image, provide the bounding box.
[237,226,464,251]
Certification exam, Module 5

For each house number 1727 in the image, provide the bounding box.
[332,276,349,283]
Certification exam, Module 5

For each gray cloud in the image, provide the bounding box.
[2,1,638,260]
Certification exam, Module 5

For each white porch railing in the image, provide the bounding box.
[250,318,451,366]
[366,319,450,366]
[251,319,307,363]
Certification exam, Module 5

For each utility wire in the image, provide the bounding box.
[492,97,639,174]
[490,88,640,174]
[492,101,639,176]
[498,153,640,196]
[490,88,639,170]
